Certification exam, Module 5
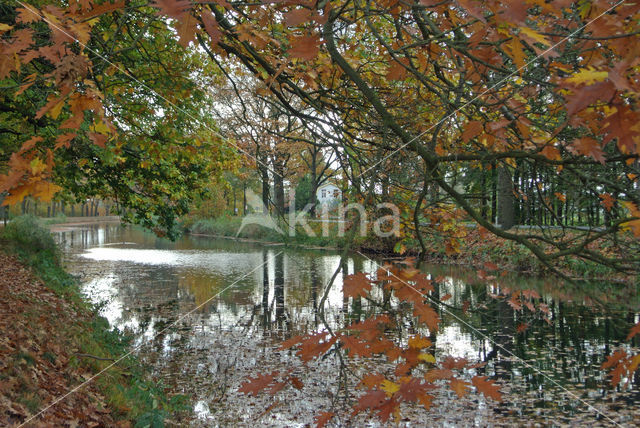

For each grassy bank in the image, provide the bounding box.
[0,215,187,427]
[185,215,396,252]
[185,215,636,282]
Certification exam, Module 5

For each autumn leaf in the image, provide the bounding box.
[386,60,408,80]
[288,34,321,60]
[441,356,467,370]
[298,332,338,362]
[425,368,453,382]
[314,411,334,428]
[238,371,279,396]
[572,137,605,164]
[418,353,436,363]
[380,379,400,396]
[518,27,549,46]
[461,121,483,143]
[471,376,502,401]
[413,301,440,332]
[408,335,432,350]
[340,334,372,357]
[343,272,372,299]
[449,377,470,398]
[152,0,191,18]
[621,201,640,237]
[599,193,615,211]
[285,9,311,27]
[16,7,41,24]
[175,13,198,48]
[565,67,609,86]
[627,322,640,341]
[360,373,384,389]
[353,389,386,415]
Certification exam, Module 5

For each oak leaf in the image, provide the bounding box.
[449,377,470,398]
[471,376,502,401]
[288,35,321,60]
[314,411,334,428]
[238,371,279,396]
[565,67,609,86]
[343,272,372,298]
[413,301,440,332]
[627,322,640,341]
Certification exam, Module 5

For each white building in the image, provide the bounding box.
[316,183,341,207]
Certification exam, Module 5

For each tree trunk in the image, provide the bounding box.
[261,166,270,214]
[497,166,515,229]
[243,183,247,216]
[273,154,285,217]
[491,161,497,224]
[310,151,318,217]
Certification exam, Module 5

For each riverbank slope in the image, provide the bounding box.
[0,216,185,427]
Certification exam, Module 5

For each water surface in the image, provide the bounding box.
[53,222,640,426]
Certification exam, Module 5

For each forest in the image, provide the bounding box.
[1,0,640,426]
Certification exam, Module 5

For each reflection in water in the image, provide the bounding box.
[53,222,640,425]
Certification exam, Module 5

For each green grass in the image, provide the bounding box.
[186,215,392,251]
[0,215,188,426]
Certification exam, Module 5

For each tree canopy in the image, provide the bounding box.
[1,0,640,256]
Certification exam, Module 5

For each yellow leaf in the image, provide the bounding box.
[519,27,549,46]
[506,38,527,70]
[380,379,399,396]
[30,158,47,175]
[0,23,13,31]
[91,120,110,135]
[418,353,436,363]
[408,335,432,350]
[32,181,61,202]
[49,99,65,119]
[565,67,608,86]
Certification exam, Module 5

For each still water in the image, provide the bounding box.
[53,222,639,426]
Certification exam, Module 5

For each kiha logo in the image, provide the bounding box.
[236,189,284,236]
[236,189,401,238]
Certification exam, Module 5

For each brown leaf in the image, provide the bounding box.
[627,322,640,341]
[284,9,312,27]
[471,376,502,401]
[449,377,470,398]
[288,34,321,60]
[314,411,334,428]
[238,371,279,396]
[343,272,372,299]
[152,0,191,18]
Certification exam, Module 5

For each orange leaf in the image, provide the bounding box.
[284,9,311,27]
[343,272,372,298]
[408,335,432,350]
[425,368,453,382]
[449,377,470,398]
[627,322,640,341]
[461,121,483,143]
[314,411,334,428]
[238,371,279,396]
[471,376,502,401]
[152,0,191,18]
[288,34,321,60]
[413,301,440,332]
[599,193,615,211]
